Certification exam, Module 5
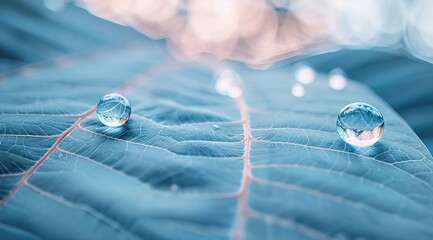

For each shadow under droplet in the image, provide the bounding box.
[336,137,391,163]
[84,118,133,138]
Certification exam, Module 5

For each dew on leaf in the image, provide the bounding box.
[337,102,384,147]
[97,93,131,127]
[54,151,63,158]
[215,69,243,98]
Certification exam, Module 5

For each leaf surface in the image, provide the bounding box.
[0,43,433,240]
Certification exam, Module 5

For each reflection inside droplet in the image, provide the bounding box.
[329,68,347,91]
[291,83,305,97]
[215,69,243,98]
[295,64,316,84]
[337,102,384,147]
[97,93,132,127]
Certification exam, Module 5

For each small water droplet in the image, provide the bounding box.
[212,125,221,130]
[337,102,384,147]
[294,64,316,84]
[97,93,131,127]
[291,83,305,97]
[54,151,63,158]
[44,0,68,12]
[215,69,243,98]
[170,184,179,191]
[329,68,347,91]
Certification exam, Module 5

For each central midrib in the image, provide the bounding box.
[0,57,177,207]
[232,93,252,240]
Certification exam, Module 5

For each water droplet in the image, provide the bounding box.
[54,151,63,158]
[215,69,243,98]
[337,102,384,147]
[44,0,68,12]
[329,68,347,91]
[97,93,131,127]
[291,83,305,97]
[212,124,221,130]
[295,64,316,84]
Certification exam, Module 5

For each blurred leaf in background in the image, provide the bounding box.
[0,0,150,70]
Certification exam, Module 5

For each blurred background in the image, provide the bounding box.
[1,0,432,150]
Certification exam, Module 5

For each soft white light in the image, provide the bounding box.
[291,83,305,97]
[328,68,347,91]
[295,64,316,84]
[215,69,243,98]
[189,0,239,43]
[405,0,433,60]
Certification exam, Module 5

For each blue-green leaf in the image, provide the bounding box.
[0,41,432,240]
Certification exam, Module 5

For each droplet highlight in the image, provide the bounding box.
[215,69,243,98]
[337,102,384,147]
[97,93,131,127]
[329,68,347,91]
[212,124,221,130]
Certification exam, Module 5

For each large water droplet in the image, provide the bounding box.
[97,93,131,127]
[337,102,384,147]
[215,69,243,98]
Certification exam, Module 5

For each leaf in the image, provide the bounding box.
[0,0,148,70]
[299,49,433,152]
[0,42,433,240]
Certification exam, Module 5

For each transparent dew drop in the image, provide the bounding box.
[337,102,384,147]
[54,151,63,158]
[212,124,221,130]
[294,64,316,84]
[97,93,131,127]
[215,69,243,98]
[329,68,347,91]
[291,83,305,97]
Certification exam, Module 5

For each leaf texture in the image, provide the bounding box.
[299,49,433,152]
[0,42,433,240]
